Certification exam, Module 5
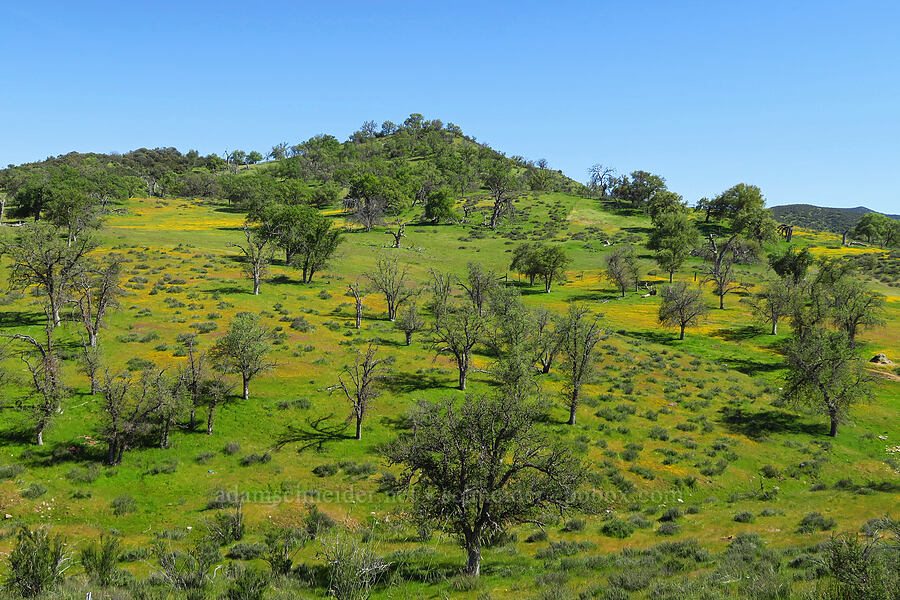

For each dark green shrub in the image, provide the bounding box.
[798,512,836,533]
[600,518,635,539]
[760,464,780,479]
[733,511,754,523]
[239,452,271,466]
[648,426,669,441]
[312,463,339,477]
[525,529,549,543]
[659,507,683,522]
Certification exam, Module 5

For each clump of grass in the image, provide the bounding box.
[525,530,548,543]
[733,511,754,523]
[659,507,683,522]
[535,540,596,560]
[561,518,585,532]
[20,483,48,499]
[797,512,836,533]
[239,453,271,466]
[195,452,216,464]
[65,464,100,484]
[111,495,137,516]
[0,464,26,479]
[223,441,241,455]
[656,522,680,536]
[312,463,339,477]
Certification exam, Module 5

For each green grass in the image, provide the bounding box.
[0,193,897,598]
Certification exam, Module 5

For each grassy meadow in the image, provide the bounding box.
[0,191,897,599]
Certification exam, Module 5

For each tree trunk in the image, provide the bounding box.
[36,425,44,446]
[679,324,686,340]
[51,301,61,327]
[669,271,674,283]
[405,332,412,346]
[465,538,482,577]
[568,390,578,425]
[771,321,778,335]
[207,403,216,435]
[253,275,260,295]
[829,414,839,437]
[541,361,552,374]
[161,420,170,449]
[458,366,467,391]
[719,293,725,310]
[242,377,250,400]
[107,441,118,466]
[355,416,362,441]
[89,330,98,347]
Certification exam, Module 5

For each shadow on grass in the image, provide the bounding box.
[269,274,306,286]
[566,290,623,303]
[0,310,45,328]
[0,425,35,446]
[723,357,783,376]
[620,330,678,345]
[718,406,822,439]
[274,414,353,453]
[384,372,451,394]
[711,325,768,342]
[205,285,249,295]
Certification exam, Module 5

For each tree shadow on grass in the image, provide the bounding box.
[384,372,451,394]
[0,425,34,446]
[711,325,768,342]
[723,357,783,376]
[619,330,679,345]
[566,290,622,303]
[0,311,45,328]
[269,274,306,286]
[205,285,249,296]
[718,406,823,440]
[273,414,353,453]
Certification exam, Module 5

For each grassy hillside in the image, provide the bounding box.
[770,203,900,234]
[0,188,897,599]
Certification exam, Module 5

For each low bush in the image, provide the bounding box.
[111,495,137,516]
[600,518,635,539]
[798,512,836,533]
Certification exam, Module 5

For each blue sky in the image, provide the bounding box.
[1,1,898,212]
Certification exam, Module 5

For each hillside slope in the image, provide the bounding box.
[770,203,900,233]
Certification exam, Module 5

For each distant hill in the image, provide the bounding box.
[770,204,900,233]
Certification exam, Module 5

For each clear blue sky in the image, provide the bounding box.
[2,1,898,212]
